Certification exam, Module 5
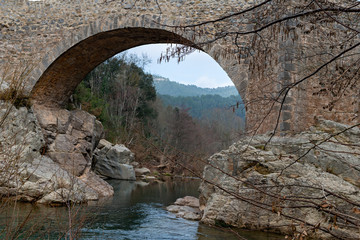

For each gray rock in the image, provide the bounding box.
[174,196,200,208]
[200,119,360,240]
[93,120,104,149]
[97,139,112,149]
[93,139,136,180]
[94,161,136,180]
[0,103,113,204]
[167,205,201,220]
[106,144,134,164]
[167,196,202,221]
[18,155,102,204]
[48,152,88,176]
[135,167,151,176]
[50,134,76,152]
[78,171,114,198]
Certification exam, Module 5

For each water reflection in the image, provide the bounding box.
[0,179,283,239]
[82,179,202,239]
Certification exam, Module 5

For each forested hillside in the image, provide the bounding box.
[72,55,244,174]
[159,94,245,119]
[153,75,238,97]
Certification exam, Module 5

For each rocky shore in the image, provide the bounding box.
[1,101,359,239]
[0,101,168,204]
[199,118,360,239]
[0,102,115,203]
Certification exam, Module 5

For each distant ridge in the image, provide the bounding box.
[152,75,239,97]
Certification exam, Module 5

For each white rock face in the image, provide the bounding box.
[33,105,105,177]
[0,102,113,204]
[93,139,136,180]
[200,119,360,240]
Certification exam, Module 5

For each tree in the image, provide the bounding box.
[73,55,157,143]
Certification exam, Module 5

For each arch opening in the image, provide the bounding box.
[30,28,200,107]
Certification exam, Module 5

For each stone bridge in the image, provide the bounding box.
[0,0,358,134]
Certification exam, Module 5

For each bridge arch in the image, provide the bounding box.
[29,22,248,107]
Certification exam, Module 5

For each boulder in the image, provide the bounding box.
[174,196,200,208]
[93,139,136,180]
[167,196,201,221]
[135,167,151,176]
[106,145,134,165]
[94,162,136,180]
[200,119,360,240]
[78,171,114,198]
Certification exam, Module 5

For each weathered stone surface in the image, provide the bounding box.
[0,102,113,204]
[167,196,201,221]
[0,102,45,164]
[106,144,134,165]
[174,196,200,208]
[48,152,88,176]
[135,167,151,176]
[244,118,360,186]
[200,119,360,239]
[167,205,202,221]
[94,161,136,181]
[33,105,104,177]
[97,139,112,149]
[93,139,136,180]
[93,120,104,148]
[78,171,114,198]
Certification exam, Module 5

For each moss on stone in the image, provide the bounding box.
[214,219,232,228]
[254,163,271,175]
[254,145,266,150]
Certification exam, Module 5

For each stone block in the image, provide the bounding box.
[282,111,292,121]
[280,121,291,131]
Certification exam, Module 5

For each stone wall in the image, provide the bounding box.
[0,0,359,134]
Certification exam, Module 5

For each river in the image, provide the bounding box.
[0,179,283,239]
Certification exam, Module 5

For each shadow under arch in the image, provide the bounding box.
[30,27,201,107]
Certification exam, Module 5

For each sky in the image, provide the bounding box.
[122,44,233,88]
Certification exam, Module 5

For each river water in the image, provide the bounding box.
[0,179,283,239]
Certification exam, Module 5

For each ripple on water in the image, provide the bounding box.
[81,202,199,240]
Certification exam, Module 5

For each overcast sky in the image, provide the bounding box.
[122,44,233,88]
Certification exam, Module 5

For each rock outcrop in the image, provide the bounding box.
[200,119,360,240]
[167,196,201,221]
[33,105,104,177]
[93,139,136,180]
[0,102,113,204]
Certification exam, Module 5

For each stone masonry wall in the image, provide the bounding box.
[0,0,359,134]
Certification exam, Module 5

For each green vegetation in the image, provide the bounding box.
[72,56,157,143]
[72,55,245,174]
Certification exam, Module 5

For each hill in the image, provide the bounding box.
[153,75,238,97]
[158,94,245,120]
